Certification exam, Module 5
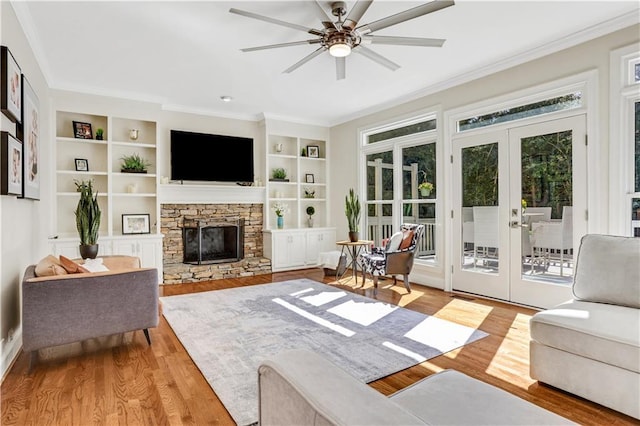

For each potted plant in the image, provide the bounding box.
[75,179,101,259]
[306,205,315,228]
[419,171,433,197]
[95,128,104,140]
[304,187,315,198]
[271,168,288,181]
[345,188,361,242]
[120,153,150,173]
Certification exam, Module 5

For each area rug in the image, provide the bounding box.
[160,278,488,425]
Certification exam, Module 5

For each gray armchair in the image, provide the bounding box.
[360,223,425,294]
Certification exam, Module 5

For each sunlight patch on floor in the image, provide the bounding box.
[432,298,493,329]
[382,341,426,362]
[272,298,355,337]
[328,299,397,326]
[300,290,347,307]
[405,316,478,352]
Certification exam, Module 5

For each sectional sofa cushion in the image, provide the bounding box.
[530,299,640,373]
[572,234,640,308]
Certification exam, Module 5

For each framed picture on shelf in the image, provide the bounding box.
[122,213,151,234]
[20,75,39,199]
[1,131,23,196]
[305,173,315,183]
[307,145,319,158]
[72,121,93,139]
[1,46,22,123]
[75,158,88,171]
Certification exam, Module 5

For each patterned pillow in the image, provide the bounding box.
[386,231,404,252]
[399,230,415,250]
[81,257,109,272]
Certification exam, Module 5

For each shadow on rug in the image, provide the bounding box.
[160,278,488,425]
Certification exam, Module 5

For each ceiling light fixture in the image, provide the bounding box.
[220,96,233,102]
[329,42,351,57]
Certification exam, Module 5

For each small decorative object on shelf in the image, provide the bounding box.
[306,206,315,228]
[72,121,93,139]
[301,147,307,157]
[271,167,288,181]
[75,158,88,172]
[272,202,289,229]
[274,143,283,152]
[74,179,101,259]
[305,173,315,183]
[304,187,315,198]
[345,188,361,242]
[120,153,150,173]
[307,145,319,158]
[122,213,150,234]
[129,129,139,141]
[95,128,104,140]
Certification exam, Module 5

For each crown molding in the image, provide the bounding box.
[10,1,53,87]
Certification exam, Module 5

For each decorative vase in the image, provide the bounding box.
[348,231,359,242]
[129,129,139,141]
[277,216,284,229]
[79,244,99,259]
[420,188,431,197]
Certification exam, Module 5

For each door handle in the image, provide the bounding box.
[510,221,520,228]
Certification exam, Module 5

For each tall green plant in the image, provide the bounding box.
[345,188,361,232]
[75,180,101,245]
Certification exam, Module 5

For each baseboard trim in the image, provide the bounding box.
[1,327,22,383]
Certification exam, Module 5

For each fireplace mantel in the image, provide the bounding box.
[159,183,265,204]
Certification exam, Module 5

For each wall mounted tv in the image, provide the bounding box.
[170,130,254,183]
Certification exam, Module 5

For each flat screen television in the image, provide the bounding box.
[170,130,254,183]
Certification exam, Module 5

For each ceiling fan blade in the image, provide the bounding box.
[241,39,322,52]
[336,57,346,80]
[342,0,373,31]
[230,8,323,37]
[353,45,400,71]
[357,0,455,35]
[311,1,337,30]
[283,47,325,74]
[362,35,445,47]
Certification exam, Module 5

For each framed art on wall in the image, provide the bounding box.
[1,131,23,196]
[20,75,40,199]
[122,213,151,234]
[73,121,93,139]
[0,46,22,123]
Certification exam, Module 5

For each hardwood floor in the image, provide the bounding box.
[2,269,637,425]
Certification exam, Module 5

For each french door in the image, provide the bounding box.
[451,115,587,309]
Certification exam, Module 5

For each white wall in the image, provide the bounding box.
[329,24,640,289]
[0,2,51,378]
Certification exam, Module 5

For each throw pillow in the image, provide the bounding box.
[399,230,415,250]
[386,231,404,252]
[81,257,109,273]
[59,255,90,274]
[34,255,68,277]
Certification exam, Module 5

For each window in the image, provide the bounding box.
[458,92,582,132]
[361,112,439,263]
[610,44,640,236]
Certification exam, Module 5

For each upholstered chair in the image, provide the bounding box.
[360,223,425,294]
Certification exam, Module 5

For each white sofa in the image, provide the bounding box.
[530,234,640,419]
[258,349,573,425]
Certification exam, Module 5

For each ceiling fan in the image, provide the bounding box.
[229,0,454,80]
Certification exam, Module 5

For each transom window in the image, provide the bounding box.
[457,92,582,132]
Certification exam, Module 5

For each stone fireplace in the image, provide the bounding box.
[161,203,271,284]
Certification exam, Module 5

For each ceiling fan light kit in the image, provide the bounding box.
[230,0,454,80]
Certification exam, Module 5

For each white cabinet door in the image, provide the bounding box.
[305,229,337,265]
[288,232,306,267]
[272,232,306,269]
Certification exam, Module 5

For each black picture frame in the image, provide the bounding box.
[1,131,23,196]
[1,46,22,124]
[73,121,93,139]
[305,173,315,183]
[307,145,319,158]
[122,213,151,234]
[20,75,40,200]
[75,158,89,172]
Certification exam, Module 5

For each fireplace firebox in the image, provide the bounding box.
[182,219,245,264]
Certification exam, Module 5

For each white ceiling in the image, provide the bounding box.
[14,1,640,126]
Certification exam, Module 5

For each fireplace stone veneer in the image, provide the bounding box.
[161,203,271,284]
